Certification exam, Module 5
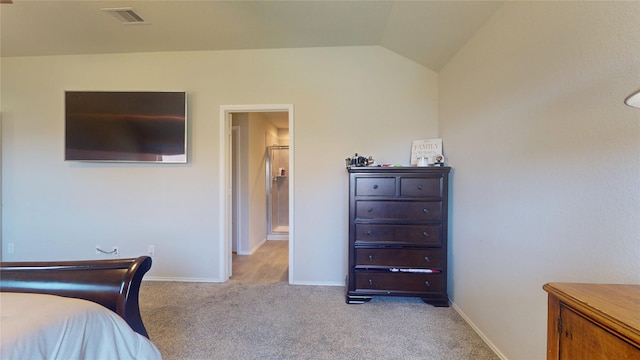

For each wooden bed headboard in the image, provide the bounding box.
[0,256,152,338]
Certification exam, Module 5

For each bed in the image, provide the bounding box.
[0,256,161,359]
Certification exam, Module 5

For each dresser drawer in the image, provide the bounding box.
[355,248,443,268]
[400,177,442,198]
[355,177,396,196]
[354,271,444,293]
[355,224,442,246]
[355,201,442,221]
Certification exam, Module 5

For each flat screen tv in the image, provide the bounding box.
[65,91,187,163]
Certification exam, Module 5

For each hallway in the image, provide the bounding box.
[231,241,288,283]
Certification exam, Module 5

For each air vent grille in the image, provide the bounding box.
[101,7,149,25]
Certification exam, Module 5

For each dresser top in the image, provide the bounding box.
[543,282,640,345]
[348,166,451,174]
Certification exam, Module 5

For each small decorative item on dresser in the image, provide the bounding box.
[345,153,375,168]
[433,154,445,166]
[411,139,443,166]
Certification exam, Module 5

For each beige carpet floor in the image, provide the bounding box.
[139,281,499,360]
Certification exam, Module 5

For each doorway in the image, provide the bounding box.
[219,105,294,283]
[266,145,289,240]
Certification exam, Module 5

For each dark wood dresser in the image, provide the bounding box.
[346,166,451,306]
[543,282,640,360]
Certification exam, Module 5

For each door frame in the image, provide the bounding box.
[231,125,240,253]
[219,104,294,283]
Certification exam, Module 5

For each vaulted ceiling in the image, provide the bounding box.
[0,0,503,72]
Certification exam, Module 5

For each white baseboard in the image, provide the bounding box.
[144,277,220,283]
[236,238,267,255]
[451,301,508,360]
[290,280,344,286]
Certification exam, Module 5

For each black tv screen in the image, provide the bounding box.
[65,91,187,163]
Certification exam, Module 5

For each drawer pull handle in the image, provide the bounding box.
[423,208,430,214]
[368,279,373,286]
[368,255,373,261]
[424,256,430,262]
[422,231,429,237]
[424,281,430,287]
[417,185,423,190]
[373,184,379,189]
[366,230,372,236]
[368,208,373,213]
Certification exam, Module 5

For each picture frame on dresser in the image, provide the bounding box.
[410,138,443,166]
[345,166,451,306]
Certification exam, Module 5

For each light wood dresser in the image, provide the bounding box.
[346,166,451,306]
[543,282,640,360]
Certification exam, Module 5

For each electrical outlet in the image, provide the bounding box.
[8,243,15,254]
[113,246,119,258]
[95,245,101,255]
[147,245,155,257]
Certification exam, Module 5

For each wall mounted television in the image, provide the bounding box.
[65,91,187,163]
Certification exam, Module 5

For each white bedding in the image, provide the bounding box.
[0,292,162,360]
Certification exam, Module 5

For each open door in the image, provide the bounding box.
[219,104,294,283]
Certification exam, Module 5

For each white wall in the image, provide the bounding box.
[232,113,250,255]
[0,112,2,259]
[440,2,640,359]
[0,41,3,257]
[232,112,274,255]
[277,128,289,145]
[1,46,439,284]
[246,113,273,253]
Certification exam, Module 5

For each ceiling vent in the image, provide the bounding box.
[101,7,150,25]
